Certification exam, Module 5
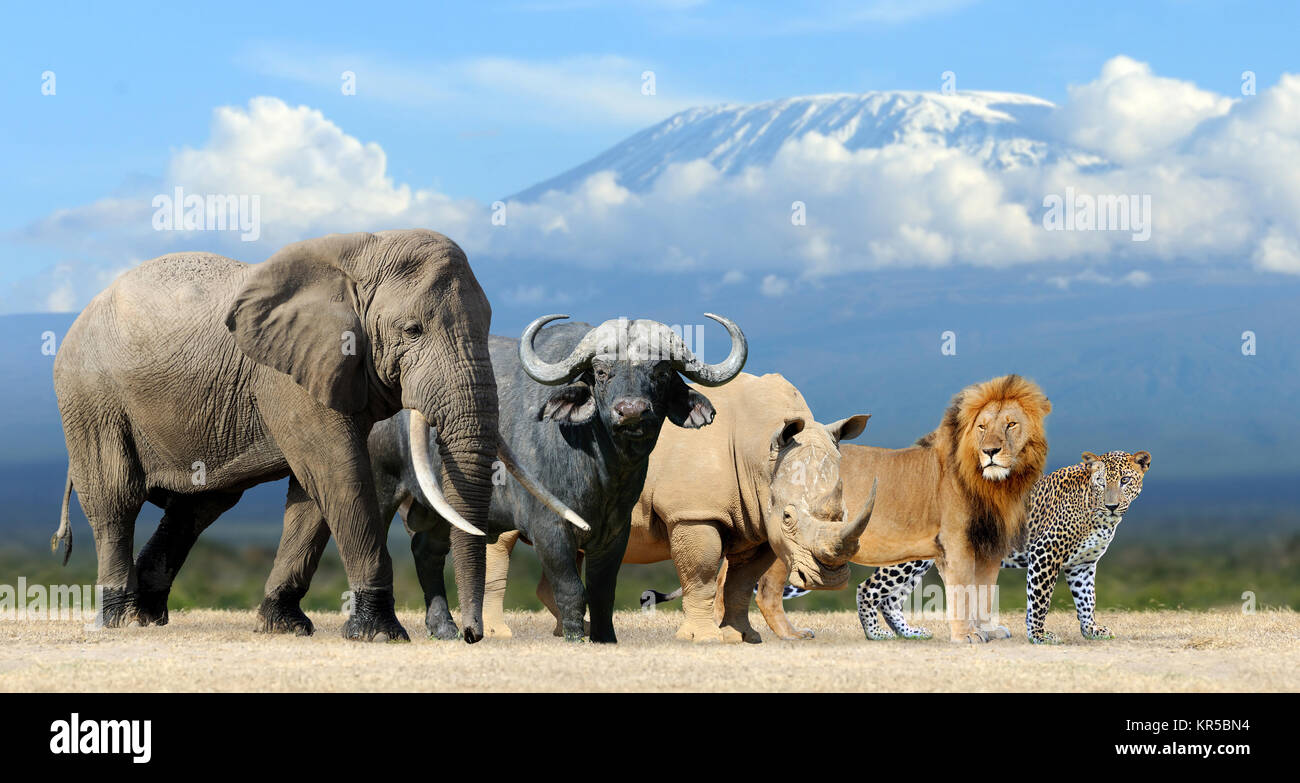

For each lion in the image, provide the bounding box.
[750,374,1051,643]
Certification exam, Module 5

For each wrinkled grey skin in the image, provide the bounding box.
[51,229,499,642]
[292,318,743,643]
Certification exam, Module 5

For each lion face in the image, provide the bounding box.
[970,400,1036,482]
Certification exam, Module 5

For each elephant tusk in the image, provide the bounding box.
[497,438,591,532]
[408,410,487,537]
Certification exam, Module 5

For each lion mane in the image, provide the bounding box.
[916,374,1051,561]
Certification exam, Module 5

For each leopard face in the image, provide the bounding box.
[1082,450,1152,524]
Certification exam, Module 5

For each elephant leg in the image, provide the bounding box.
[584,526,630,644]
[408,505,457,641]
[260,414,405,642]
[534,533,587,642]
[258,476,330,636]
[755,556,813,640]
[539,550,588,637]
[70,423,146,628]
[718,545,775,644]
[483,530,519,638]
[670,522,725,643]
[134,490,242,625]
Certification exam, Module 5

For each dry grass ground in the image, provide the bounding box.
[1,608,1296,692]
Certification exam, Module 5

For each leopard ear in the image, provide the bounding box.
[1081,452,1103,472]
[1132,451,1152,473]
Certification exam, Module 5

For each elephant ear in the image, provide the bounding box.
[225,242,369,412]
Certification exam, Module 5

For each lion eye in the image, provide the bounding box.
[1007,421,1017,429]
[977,424,986,431]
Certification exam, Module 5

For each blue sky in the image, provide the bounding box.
[1,1,1299,481]
[5,0,1298,211]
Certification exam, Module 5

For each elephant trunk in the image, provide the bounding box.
[412,358,498,645]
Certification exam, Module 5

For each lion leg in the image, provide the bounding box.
[880,559,934,639]
[755,556,813,640]
[975,557,1011,640]
[937,554,987,644]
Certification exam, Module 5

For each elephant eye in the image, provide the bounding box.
[402,322,423,339]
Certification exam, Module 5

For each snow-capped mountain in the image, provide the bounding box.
[511,91,1093,201]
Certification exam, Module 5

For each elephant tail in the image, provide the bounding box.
[50,468,73,566]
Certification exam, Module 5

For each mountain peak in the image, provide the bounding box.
[510,90,1064,202]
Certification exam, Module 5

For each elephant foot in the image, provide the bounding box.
[342,589,409,643]
[135,590,170,626]
[719,623,761,644]
[675,620,725,644]
[256,587,314,636]
[588,626,618,644]
[96,587,137,628]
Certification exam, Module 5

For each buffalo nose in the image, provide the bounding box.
[983,447,1001,457]
[613,398,648,422]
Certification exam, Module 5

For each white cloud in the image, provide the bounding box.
[16,57,1300,313]
[760,275,790,297]
[240,46,721,128]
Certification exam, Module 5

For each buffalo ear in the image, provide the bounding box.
[1132,450,1152,473]
[770,417,806,457]
[824,414,870,445]
[666,376,715,429]
[540,382,596,424]
[225,241,369,412]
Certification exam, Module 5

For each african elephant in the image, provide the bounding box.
[51,229,580,642]
[285,314,747,643]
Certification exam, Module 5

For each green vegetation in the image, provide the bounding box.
[3,523,1296,622]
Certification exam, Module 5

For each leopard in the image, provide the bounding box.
[857,449,1151,644]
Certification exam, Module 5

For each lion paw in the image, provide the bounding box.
[778,626,816,641]
[951,628,989,644]
[984,625,1012,640]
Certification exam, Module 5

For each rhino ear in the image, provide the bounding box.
[667,375,715,429]
[539,382,596,424]
[225,239,369,413]
[824,414,870,445]
[770,417,806,457]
